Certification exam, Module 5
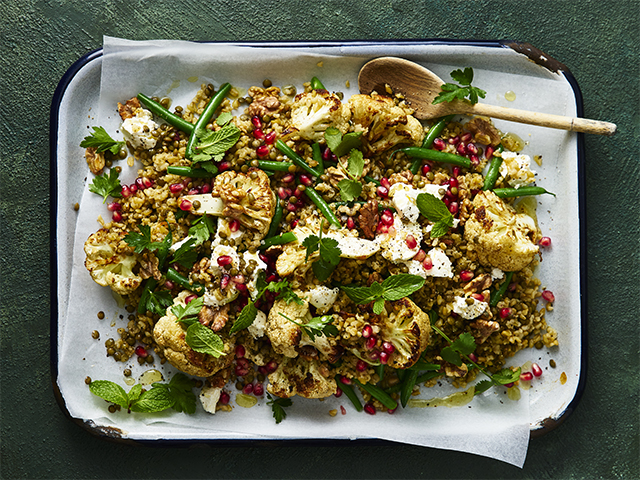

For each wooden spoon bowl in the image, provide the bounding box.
[358,57,616,136]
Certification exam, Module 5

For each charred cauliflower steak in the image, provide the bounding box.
[265,298,309,357]
[464,190,541,272]
[84,228,142,296]
[287,89,351,142]
[267,356,337,399]
[153,291,235,377]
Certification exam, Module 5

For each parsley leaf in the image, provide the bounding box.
[171,238,198,269]
[302,223,342,282]
[80,126,125,154]
[416,193,454,238]
[324,127,363,157]
[164,373,197,414]
[192,123,241,163]
[432,67,486,105]
[267,393,293,424]
[279,313,338,342]
[188,216,216,247]
[172,296,204,325]
[88,168,122,203]
[138,279,173,316]
[340,274,425,314]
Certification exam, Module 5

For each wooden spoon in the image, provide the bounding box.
[358,57,616,136]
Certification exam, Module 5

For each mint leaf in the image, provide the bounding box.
[193,123,241,161]
[127,383,143,403]
[373,297,385,315]
[216,112,233,126]
[430,221,451,238]
[340,282,383,304]
[229,300,258,334]
[89,380,130,408]
[267,393,292,424]
[416,193,454,238]
[381,274,425,301]
[130,385,176,413]
[88,168,122,203]
[80,126,125,154]
[185,323,225,357]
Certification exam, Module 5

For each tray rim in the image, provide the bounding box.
[49,38,588,445]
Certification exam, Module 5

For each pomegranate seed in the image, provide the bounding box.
[237,358,249,369]
[356,360,367,372]
[377,186,389,198]
[500,307,512,319]
[361,325,373,338]
[201,183,212,194]
[243,383,254,395]
[169,183,184,194]
[179,199,192,211]
[443,196,451,207]
[259,253,270,263]
[364,403,376,415]
[187,187,200,195]
[369,351,379,362]
[421,164,431,175]
[468,353,478,363]
[129,183,138,195]
[281,174,294,184]
[387,407,397,414]
[448,136,460,145]
[235,365,249,377]
[466,143,478,155]
[346,217,356,230]
[217,255,233,267]
[413,249,427,262]
[142,177,154,189]
[340,405,347,415]
[460,132,472,143]
[532,363,543,377]
[520,372,534,382]
[220,274,230,290]
[405,235,417,249]
[334,387,343,398]
[266,274,278,283]
[452,166,461,178]
[460,270,474,282]
[286,202,297,212]
[339,376,352,385]
[135,177,145,190]
[382,342,395,354]
[290,219,299,228]
[539,237,552,247]
[432,138,446,151]
[299,174,313,186]
[219,391,230,404]
[379,352,390,364]
[472,293,485,302]
[256,145,269,158]
[218,161,230,171]
[422,257,433,270]
[380,177,391,189]
[365,337,376,350]
[229,219,240,232]
[448,202,459,214]
[508,282,518,292]
[265,131,276,144]
[112,211,122,222]
[120,185,131,197]
[135,346,148,357]
[504,382,514,388]
[456,143,467,156]
[469,154,480,165]
[381,210,394,226]
[253,128,265,140]
[277,187,290,200]
[235,345,246,358]
[266,361,278,373]
[322,146,332,162]
[376,224,389,234]
[251,116,262,129]
[253,383,264,396]
[185,294,198,304]
[107,202,121,212]
[541,290,555,302]
[163,280,175,290]
[485,146,495,159]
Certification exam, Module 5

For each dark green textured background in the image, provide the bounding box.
[1,0,638,478]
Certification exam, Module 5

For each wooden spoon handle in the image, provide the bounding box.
[458,102,617,136]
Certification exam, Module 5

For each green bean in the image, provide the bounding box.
[482,144,504,191]
[492,186,555,198]
[166,268,204,295]
[137,93,195,134]
[336,377,363,412]
[363,175,381,186]
[393,147,471,169]
[330,200,366,207]
[266,199,283,239]
[410,115,456,174]
[310,76,325,90]
[312,142,324,176]
[490,271,514,307]
[304,186,341,228]
[186,82,232,159]
[400,369,419,408]
[353,379,398,410]
[257,160,294,172]
[275,139,319,177]
[259,232,297,250]
[376,364,385,383]
[167,166,217,178]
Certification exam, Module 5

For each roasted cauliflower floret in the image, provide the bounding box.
[265,298,308,357]
[348,94,424,154]
[153,291,235,377]
[374,297,431,369]
[267,356,336,399]
[287,90,351,142]
[84,229,142,295]
[464,191,541,272]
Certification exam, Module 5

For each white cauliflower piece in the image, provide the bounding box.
[121,107,158,149]
[153,291,235,377]
[303,285,339,314]
[348,94,425,154]
[200,385,222,414]
[464,191,541,271]
[267,357,337,399]
[499,151,536,188]
[265,298,309,357]
[242,250,268,300]
[84,229,142,295]
[288,90,351,142]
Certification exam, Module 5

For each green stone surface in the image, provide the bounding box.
[1,1,638,478]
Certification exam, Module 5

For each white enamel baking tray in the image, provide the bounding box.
[51,40,586,449]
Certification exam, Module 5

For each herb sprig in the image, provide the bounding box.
[267,393,292,424]
[171,296,225,358]
[301,221,342,281]
[324,128,365,202]
[191,115,241,163]
[416,193,454,238]
[88,168,122,203]
[432,67,487,105]
[340,274,425,315]
[80,126,126,154]
[279,313,338,342]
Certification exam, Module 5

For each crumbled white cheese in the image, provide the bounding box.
[424,247,454,278]
[377,214,422,262]
[211,218,244,247]
[499,151,536,188]
[242,250,268,300]
[200,385,222,414]
[326,230,380,259]
[389,183,446,223]
[452,296,488,319]
[121,108,158,149]
[404,259,428,279]
[305,285,339,314]
[491,268,504,280]
[248,309,267,339]
[209,245,240,277]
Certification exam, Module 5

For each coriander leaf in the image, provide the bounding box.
[337,179,362,202]
[267,393,292,424]
[188,216,216,246]
[198,161,219,175]
[381,274,425,301]
[88,168,122,203]
[138,279,173,316]
[172,296,204,323]
[312,258,335,282]
[450,67,474,86]
[185,323,225,357]
[264,279,303,305]
[167,373,197,414]
[324,127,343,152]
[318,236,341,266]
[441,346,463,366]
[80,126,125,154]
[284,314,337,342]
[216,111,233,126]
[172,238,198,269]
[432,68,486,106]
[451,332,477,356]
[491,367,521,386]
[229,300,258,334]
[333,132,363,157]
[124,225,166,255]
[130,385,176,413]
[474,380,493,395]
[301,235,320,262]
[89,380,130,408]
[346,149,364,178]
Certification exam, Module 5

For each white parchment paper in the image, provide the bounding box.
[56,36,584,468]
